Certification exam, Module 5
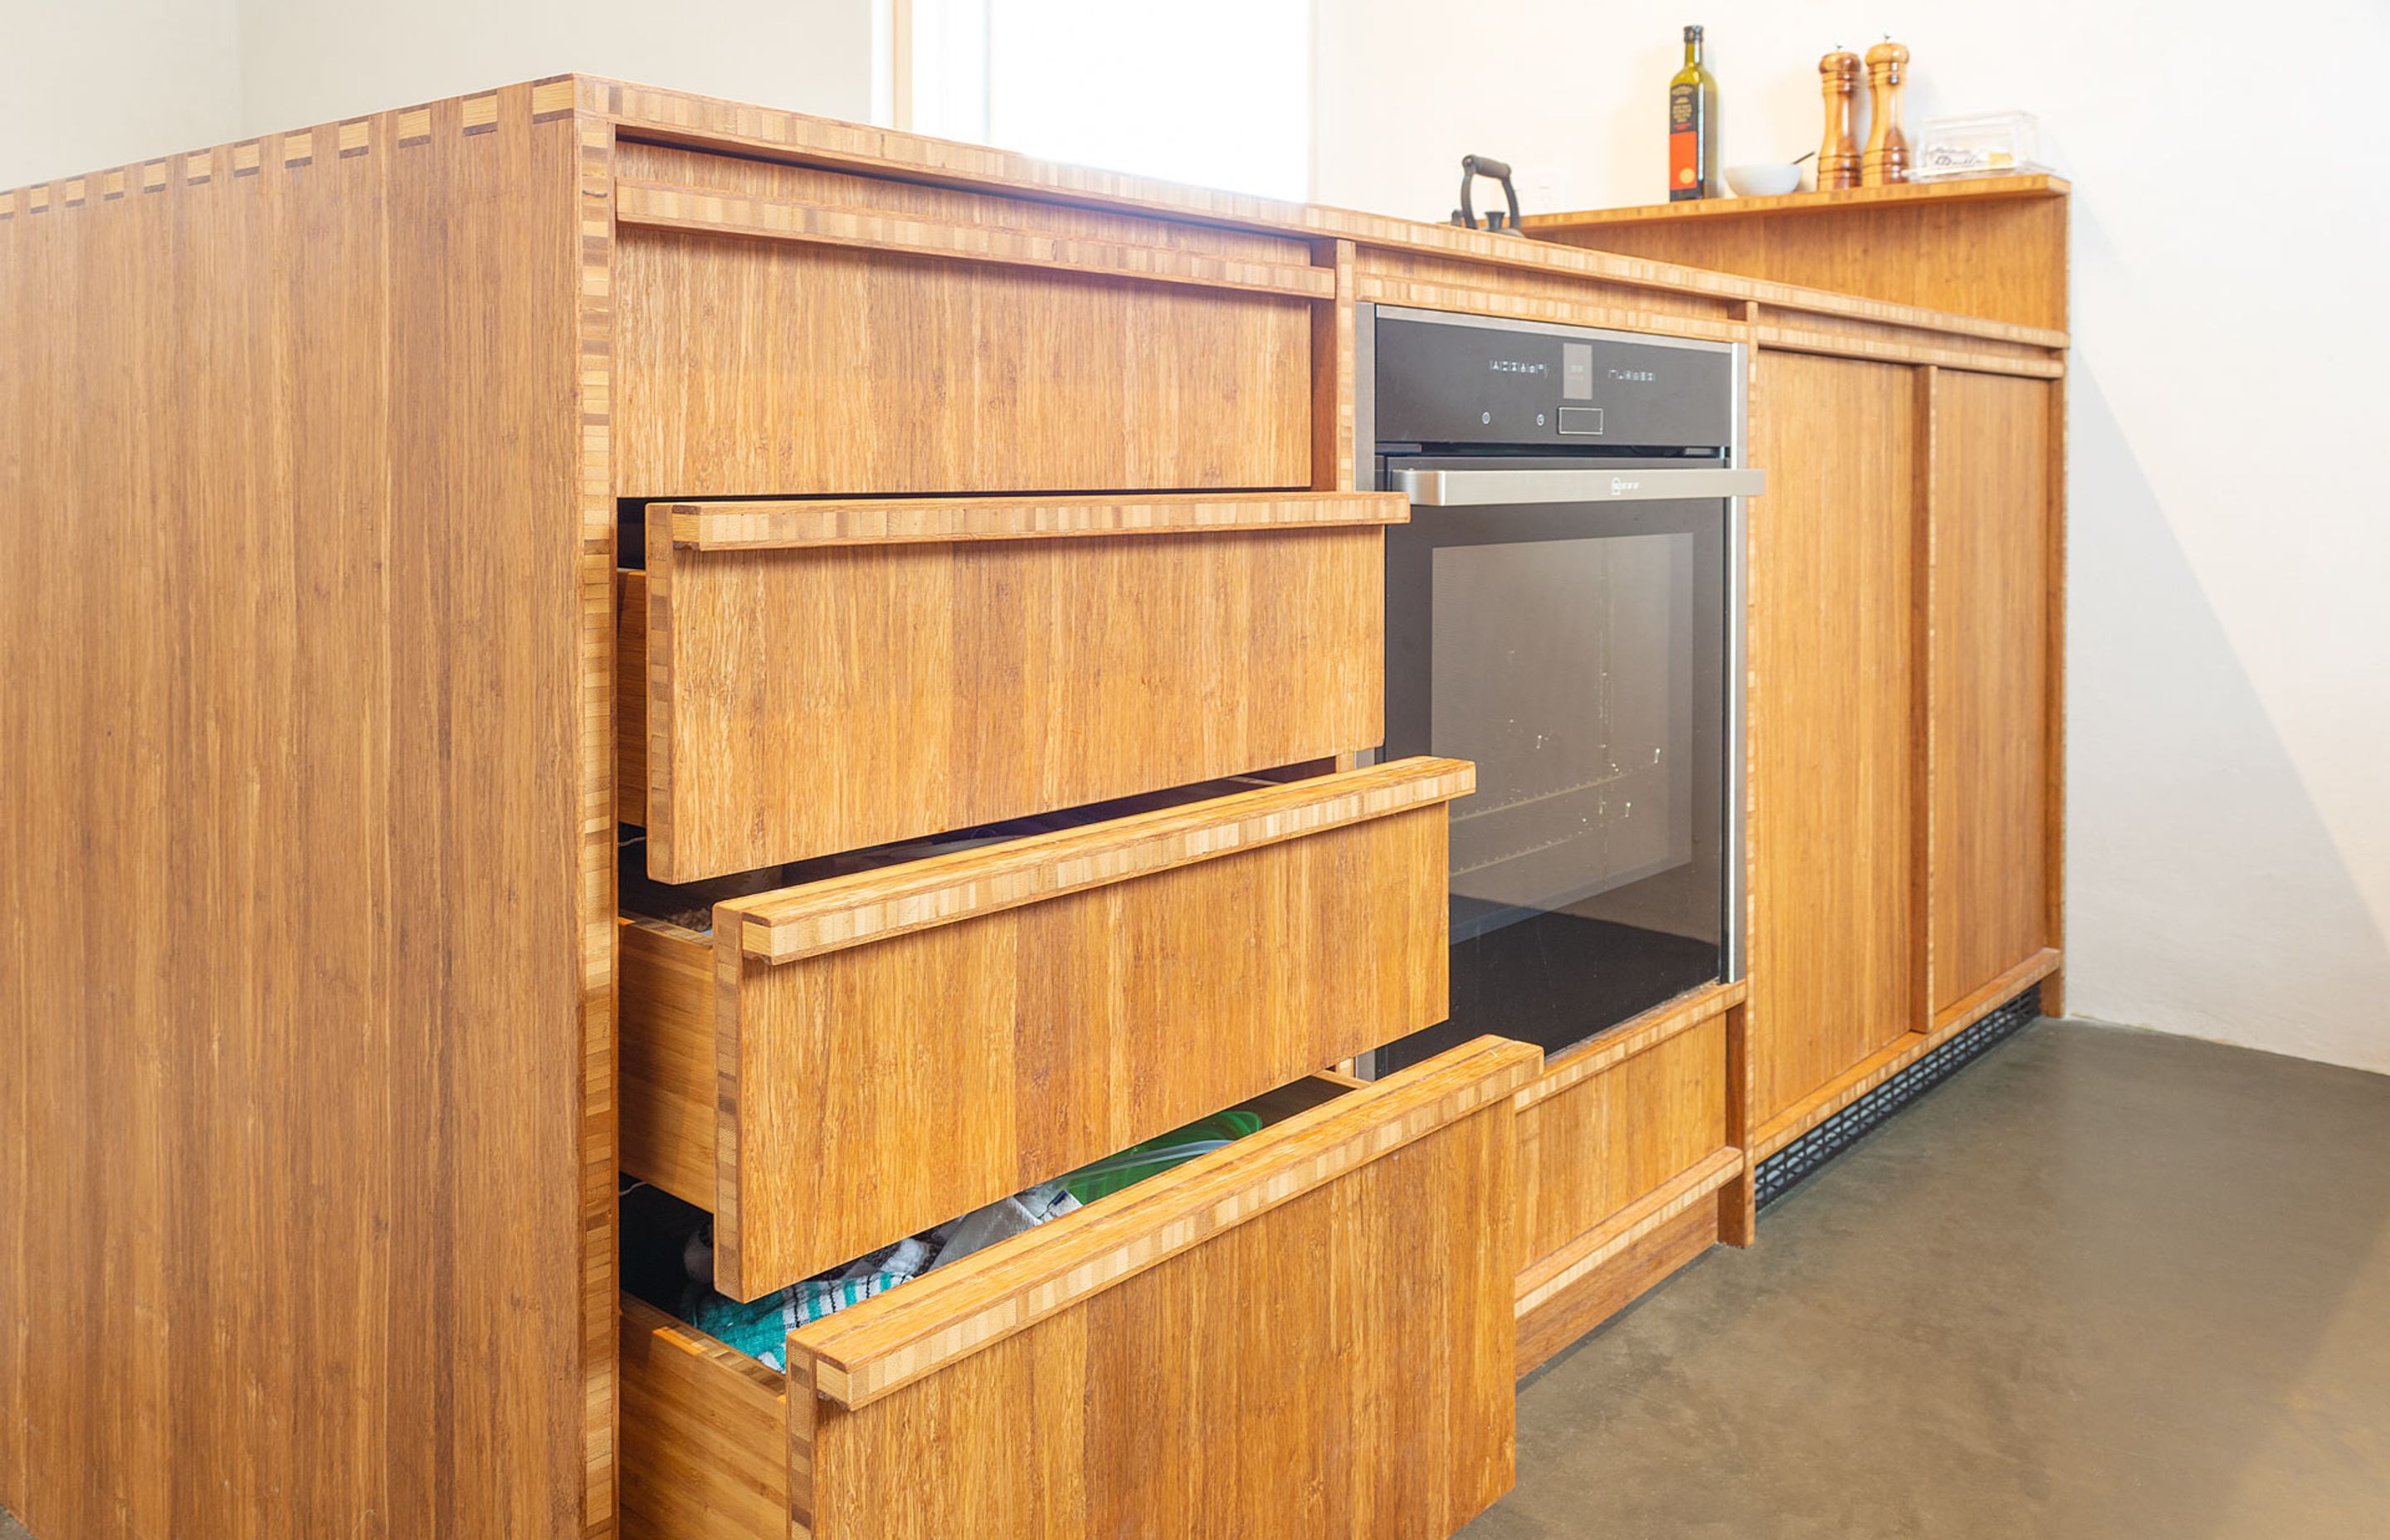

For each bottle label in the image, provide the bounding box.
[1669,83,1701,197]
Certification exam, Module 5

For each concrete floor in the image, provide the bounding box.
[1465,1017,2390,1538]
[7,1019,2385,1540]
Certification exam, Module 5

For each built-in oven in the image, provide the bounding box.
[1357,306,1758,1073]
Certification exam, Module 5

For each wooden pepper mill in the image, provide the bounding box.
[1861,37,1910,186]
[1817,48,1861,190]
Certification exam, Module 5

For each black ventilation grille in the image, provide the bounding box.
[1754,984,2041,1212]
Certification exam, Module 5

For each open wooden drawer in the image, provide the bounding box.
[619,490,1405,881]
[619,1036,1539,1540]
[620,758,1475,1299]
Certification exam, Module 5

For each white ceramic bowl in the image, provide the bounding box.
[1726,163,1803,197]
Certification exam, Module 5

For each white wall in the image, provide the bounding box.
[1317,1,2390,1073]
[0,0,243,189]
[236,0,877,138]
[0,0,878,192]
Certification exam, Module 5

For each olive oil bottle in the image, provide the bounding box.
[1668,24,1719,200]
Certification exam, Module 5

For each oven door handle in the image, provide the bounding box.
[1393,466,1765,506]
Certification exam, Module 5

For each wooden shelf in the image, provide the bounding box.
[1519,173,2068,234]
[1520,173,2071,332]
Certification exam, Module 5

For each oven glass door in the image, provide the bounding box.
[1377,469,1729,1071]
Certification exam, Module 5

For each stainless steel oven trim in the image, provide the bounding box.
[1394,465,1764,505]
[1356,305,1750,994]
[1722,339,1748,984]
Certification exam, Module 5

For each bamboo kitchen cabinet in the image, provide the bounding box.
[1527,181,2068,1160]
[0,76,2065,1539]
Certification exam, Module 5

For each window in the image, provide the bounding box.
[902,0,1313,202]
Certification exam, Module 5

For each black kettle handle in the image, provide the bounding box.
[1455,154,1524,231]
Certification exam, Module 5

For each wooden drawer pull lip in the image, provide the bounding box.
[615,178,1340,300]
[657,490,1410,549]
[729,757,1475,965]
[1512,1147,1744,1317]
[787,1036,1542,1410]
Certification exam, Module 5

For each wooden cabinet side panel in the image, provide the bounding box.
[1929,370,2055,1014]
[723,805,1450,1296]
[0,90,609,1539]
[805,1104,1516,1539]
[618,1305,792,1540]
[651,526,1384,880]
[1745,351,1923,1125]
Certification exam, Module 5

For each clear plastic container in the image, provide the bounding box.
[1912,111,2049,179]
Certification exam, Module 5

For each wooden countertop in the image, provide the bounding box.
[0,75,2068,353]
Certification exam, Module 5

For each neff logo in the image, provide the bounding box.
[1611,477,1641,495]
[1609,368,1656,382]
[1489,359,1548,374]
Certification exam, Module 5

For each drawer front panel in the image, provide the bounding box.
[624,495,1401,882]
[612,148,1319,500]
[618,1037,1539,1540]
[618,758,1475,1299]
[1514,1006,1729,1265]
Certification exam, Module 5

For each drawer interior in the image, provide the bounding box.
[617,758,1474,1299]
[619,1036,1539,1540]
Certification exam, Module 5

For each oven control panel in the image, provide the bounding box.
[1368,309,1735,450]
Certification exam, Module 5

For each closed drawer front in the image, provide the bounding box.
[619,1037,1539,1540]
[612,143,1325,500]
[620,491,1405,882]
[1508,990,1745,1374]
[620,758,1475,1299]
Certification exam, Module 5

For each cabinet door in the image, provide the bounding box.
[1747,353,1924,1126]
[1929,370,2055,1016]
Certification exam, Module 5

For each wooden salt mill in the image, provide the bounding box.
[1861,37,1910,186]
[1817,49,1861,190]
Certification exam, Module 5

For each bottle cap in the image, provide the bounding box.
[1685,24,1703,41]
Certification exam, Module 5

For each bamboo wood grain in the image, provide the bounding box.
[0,84,615,1539]
[1523,177,2073,334]
[1514,1015,1730,1268]
[622,1041,1529,1539]
[2043,374,2071,1018]
[1522,174,2070,228]
[618,1299,793,1540]
[1514,1148,1744,1317]
[619,760,1471,1297]
[1512,980,1745,1112]
[653,489,1407,549]
[618,919,719,1206]
[629,509,1388,881]
[1753,314,2064,379]
[789,1036,1540,1408]
[1514,1198,1719,1377]
[1311,236,1359,490]
[573,77,2066,351]
[1915,368,1942,1058]
[571,107,623,1538]
[1718,1003,1758,1246]
[1744,352,1923,1126]
[615,178,1339,299]
[1752,947,2061,1158]
[1929,370,2055,1013]
[1353,268,1748,345]
[732,757,1474,964]
[611,143,1314,502]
